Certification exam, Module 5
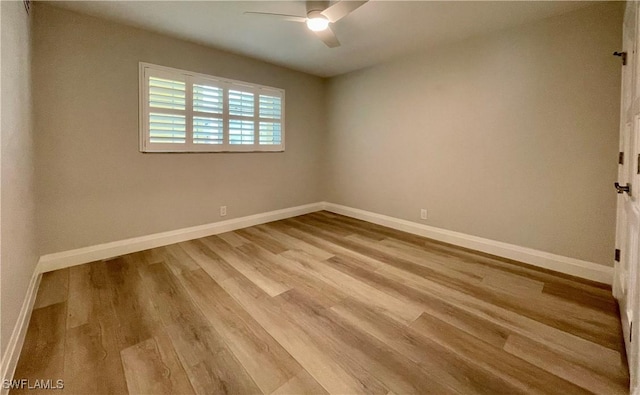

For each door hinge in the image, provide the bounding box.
[630,322,633,343]
[614,51,627,66]
[637,154,639,174]
[619,152,625,165]
[615,248,621,262]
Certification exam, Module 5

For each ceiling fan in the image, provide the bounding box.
[244,0,369,48]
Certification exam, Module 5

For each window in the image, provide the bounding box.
[139,62,285,152]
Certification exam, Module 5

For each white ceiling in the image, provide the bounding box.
[50,1,593,77]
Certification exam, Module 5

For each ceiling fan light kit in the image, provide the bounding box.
[306,11,330,32]
[244,0,369,48]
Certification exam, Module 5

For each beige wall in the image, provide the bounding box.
[325,2,623,266]
[1,1,38,355]
[33,4,326,255]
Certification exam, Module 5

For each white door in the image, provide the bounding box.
[614,1,640,393]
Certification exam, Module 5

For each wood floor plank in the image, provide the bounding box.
[271,369,328,395]
[237,243,348,308]
[235,227,289,255]
[347,233,483,284]
[306,212,388,241]
[121,334,195,395]
[136,262,262,395]
[481,271,545,297]
[295,214,356,238]
[331,209,607,307]
[376,262,626,374]
[11,303,66,395]
[66,264,92,329]
[200,235,291,297]
[378,236,517,283]
[179,239,238,283]
[317,212,613,295]
[179,268,303,394]
[217,231,249,247]
[330,297,523,394]
[310,212,428,243]
[141,248,164,265]
[324,254,513,349]
[219,275,377,394]
[409,313,591,394]
[503,333,628,394]
[265,221,385,271]
[281,249,423,325]
[417,232,614,296]
[286,219,407,268]
[542,281,618,313]
[277,289,460,394]
[63,322,128,395]
[124,250,163,266]
[33,269,69,309]
[161,244,200,275]
[255,223,335,260]
[103,257,159,350]
[62,260,128,395]
[287,218,620,351]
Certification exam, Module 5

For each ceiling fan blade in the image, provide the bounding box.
[243,12,306,23]
[314,25,340,48]
[320,0,368,23]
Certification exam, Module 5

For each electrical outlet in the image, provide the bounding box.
[220,206,227,217]
[420,209,428,220]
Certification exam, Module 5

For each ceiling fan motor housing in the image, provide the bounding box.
[306,1,330,15]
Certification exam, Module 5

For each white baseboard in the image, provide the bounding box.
[0,273,41,395]
[35,200,613,285]
[322,202,613,285]
[36,202,323,274]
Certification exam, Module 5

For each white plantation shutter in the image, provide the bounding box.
[140,63,285,152]
[258,94,282,145]
[148,77,185,110]
[149,113,186,143]
[259,122,282,145]
[193,84,223,114]
[193,117,223,144]
[228,90,255,117]
[144,73,187,149]
[259,95,281,119]
[228,88,255,145]
[229,119,255,144]
[192,81,224,145]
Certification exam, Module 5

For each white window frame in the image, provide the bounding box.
[139,62,285,153]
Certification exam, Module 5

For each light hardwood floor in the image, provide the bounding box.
[11,211,628,394]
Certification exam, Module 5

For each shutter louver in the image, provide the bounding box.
[149,113,186,143]
[229,120,254,144]
[259,94,282,145]
[149,77,185,110]
[259,122,282,145]
[259,95,282,119]
[193,84,223,114]
[193,117,223,144]
[229,90,254,117]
